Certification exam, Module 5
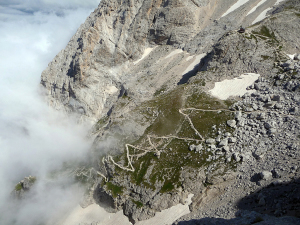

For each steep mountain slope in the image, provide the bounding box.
[40,0,300,224]
[41,0,290,121]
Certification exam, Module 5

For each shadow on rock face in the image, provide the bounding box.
[175,210,300,225]
[177,64,199,85]
[236,178,300,218]
[93,184,117,213]
[174,179,300,225]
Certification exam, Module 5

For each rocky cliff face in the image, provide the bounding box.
[41,0,300,224]
[41,0,288,121]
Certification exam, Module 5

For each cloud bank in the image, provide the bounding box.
[0,0,99,224]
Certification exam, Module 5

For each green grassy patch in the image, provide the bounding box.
[161,181,174,193]
[179,110,234,139]
[154,85,168,96]
[252,26,278,45]
[132,200,144,208]
[143,86,184,136]
[244,33,258,42]
[108,86,237,193]
[185,91,229,110]
[106,182,123,198]
[15,183,22,191]
[94,116,109,131]
[261,55,271,60]
[132,153,156,185]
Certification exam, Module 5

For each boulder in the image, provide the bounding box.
[264,121,275,129]
[233,153,240,162]
[218,139,228,147]
[189,144,196,151]
[206,138,215,145]
[228,137,236,143]
[227,120,236,128]
[260,171,272,180]
[234,111,242,120]
[195,144,203,152]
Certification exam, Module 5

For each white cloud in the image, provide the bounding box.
[0,0,100,224]
[0,0,100,13]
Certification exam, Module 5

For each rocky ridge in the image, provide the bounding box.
[41,0,291,121]
[39,0,300,224]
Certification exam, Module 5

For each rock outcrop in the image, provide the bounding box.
[12,176,36,199]
[41,0,292,121]
[41,0,300,224]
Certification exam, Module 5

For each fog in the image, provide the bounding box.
[0,0,100,224]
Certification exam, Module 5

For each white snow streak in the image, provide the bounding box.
[252,7,271,24]
[136,194,194,225]
[165,49,183,59]
[247,0,268,16]
[275,0,286,5]
[133,47,155,65]
[182,53,206,75]
[221,0,251,18]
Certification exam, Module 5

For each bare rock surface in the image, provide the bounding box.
[38,0,300,224]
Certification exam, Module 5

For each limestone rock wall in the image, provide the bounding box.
[42,0,278,121]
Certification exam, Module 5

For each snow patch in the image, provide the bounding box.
[275,0,286,5]
[247,0,268,16]
[136,194,194,225]
[251,0,286,23]
[165,49,184,59]
[60,194,194,225]
[182,53,206,75]
[287,54,295,60]
[60,204,132,225]
[186,55,194,61]
[133,47,156,65]
[209,73,260,100]
[252,7,271,24]
[221,0,251,18]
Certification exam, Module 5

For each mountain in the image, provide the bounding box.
[40,0,300,224]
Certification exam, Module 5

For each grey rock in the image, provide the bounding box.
[227,120,236,128]
[233,153,240,162]
[235,111,242,120]
[228,137,236,143]
[195,144,203,152]
[237,118,245,127]
[206,138,216,145]
[278,74,285,80]
[253,149,266,160]
[215,136,221,142]
[12,176,36,199]
[268,128,277,134]
[210,144,216,150]
[218,139,228,147]
[274,103,283,109]
[272,169,281,178]
[258,197,266,206]
[223,146,230,152]
[189,144,196,151]
[226,156,232,163]
[260,171,272,180]
[264,121,275,129]
[224,132,232,137]
[264,101,276,108]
